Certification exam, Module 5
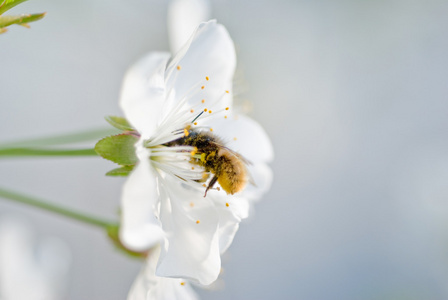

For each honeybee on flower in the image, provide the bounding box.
[97,19,273,289]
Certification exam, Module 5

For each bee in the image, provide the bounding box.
[165,128,249,197]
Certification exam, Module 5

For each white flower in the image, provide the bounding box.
[0,216,71,300]
[119,20,273,286]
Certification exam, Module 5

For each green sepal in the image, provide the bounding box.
[0,0,28,15]
[0,12,45,28]
[94,134,138,166]
[106,225,146,259]
[105,116,134,132]
[105,165,134,177]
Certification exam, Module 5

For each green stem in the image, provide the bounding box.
[0,128,119,150]
[0,188,116,229]
[0,147,97,158]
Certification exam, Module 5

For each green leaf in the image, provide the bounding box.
[0,0,28,15]
[0,12,45,28]
[105,116,134,132]
[105,165,134,177]
[94,134,138,166]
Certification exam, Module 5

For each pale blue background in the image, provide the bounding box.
[1,0,448,299]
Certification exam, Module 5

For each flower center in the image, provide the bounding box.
[142,66,246,195]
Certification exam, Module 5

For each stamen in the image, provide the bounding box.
[208,110,212,114]
[190,147,197,156]
[180,282,185,286]
[210,128,213,132]
[204,108,208,112]
[177,65,181,70]
[184,128,189,136]
[194,122,198,125]
[196,220,200,224]
[196,105,230,122]
[205,76,209,81]
[190,109,194,113]
[233,137,237,141]
[190,202,194,207]
[201,86,205,90]
[202,99,205,103]
[226,203,229,207]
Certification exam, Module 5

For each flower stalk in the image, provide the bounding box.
[0,187,116,229]
[0,128,118,150]
[0,147,97,158]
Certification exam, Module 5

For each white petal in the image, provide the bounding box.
[165,20,236,109]
[120,52,171,138]
[120,145,164,252]
[204,192,249,253]
[207,189,250,220]
[156,179,221,285]
[128,247,199,300]
[168,0,210,55]
[205,113,274,163]
[214,204,241,254]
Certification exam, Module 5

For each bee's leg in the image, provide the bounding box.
[204,176,218,197]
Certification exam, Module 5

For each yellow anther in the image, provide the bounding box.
[177,65,181,70]
[217,187,221,191]
[191,167,195,170]
[190,109,194,113]
[184,128,189,136]
[226,203,229,207]
[206,76,209,81]
[180,282,185,286]
[194,122,198,125]
[225,90,229,93]
[204,108,208,112]
[202,183,207,187]
[190,147,198,156]
[209,110,212,114]
[224,116,228,119]
[210,128,213,132]
[225,107,229,110]
[200,153,206,163]
[190,202,194,207]
[196,220,200,224]
[201,99,205,103]
[233,137,237,141]
[201,86,205,90]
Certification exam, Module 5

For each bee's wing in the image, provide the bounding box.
[209,141,252,165]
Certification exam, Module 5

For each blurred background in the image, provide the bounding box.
[1,0,448,299]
